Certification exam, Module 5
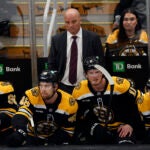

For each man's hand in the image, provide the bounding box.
[117,124,133,138]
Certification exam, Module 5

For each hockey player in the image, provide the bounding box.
[0,81,18,145]
[138,78,150,143]
[72,56,145,144]
[7,70,78,147]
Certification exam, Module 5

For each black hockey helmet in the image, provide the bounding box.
[146,78,150,90]
[39,70,58,83]
[83,56,104,72]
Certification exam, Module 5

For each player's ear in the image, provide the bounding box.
[53,83,58,90]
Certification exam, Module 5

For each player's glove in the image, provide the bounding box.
[6,129,27,147]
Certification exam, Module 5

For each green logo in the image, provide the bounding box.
[0,64,4,75]
[113,61,125,72]
[45,62,48,70]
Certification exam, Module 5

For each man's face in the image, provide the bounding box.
[39,82,56,103]
[64,11,81,35]
[86,69,103,86]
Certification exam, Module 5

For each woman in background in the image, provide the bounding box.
[105,8,148,57]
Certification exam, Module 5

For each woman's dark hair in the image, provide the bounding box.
[118,7,142,42]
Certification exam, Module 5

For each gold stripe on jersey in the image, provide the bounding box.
[0,108,17,117]
[1,126,13,132]
[100,122,125,130]
[145,124,150,128]
[16,106,33,121]
[62,127,74,136]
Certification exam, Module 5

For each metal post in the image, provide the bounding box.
[146,0,150,74]
[64,0,68,10]
[29,0,38,86]
[43,0,51,57]
[47,1,57,56]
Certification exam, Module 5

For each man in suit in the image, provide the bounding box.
[48,8,104,94]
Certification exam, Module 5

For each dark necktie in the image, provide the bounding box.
[69,36,78,84]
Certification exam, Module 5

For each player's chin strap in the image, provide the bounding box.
[94,65,114,128]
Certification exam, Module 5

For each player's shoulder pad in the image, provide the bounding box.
[113,76,130,93]
[0,81,14,94]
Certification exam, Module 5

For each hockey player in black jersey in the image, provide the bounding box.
[7,70,78,147]
[72,56,145,144]
[0,81,18,145]
[138,78,150,143]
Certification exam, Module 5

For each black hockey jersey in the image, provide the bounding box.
[13,87,78,140]
[72,76,145,139]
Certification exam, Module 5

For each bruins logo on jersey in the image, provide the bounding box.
[74,83,81,90]
[36,121,58,137]
[116,77,124,84]
[31,88,39,97]
[136,94,144,104]
[119,45,141,56]
[1,82,10,86]
[69,97,76,106]
[93,106,114,123]
[136,96,143,104]
[118,43,147,56]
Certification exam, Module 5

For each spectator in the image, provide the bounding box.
[7,70,78,147]
[105,8,148,57]
[113,0,146,30]
[72,56,145,144]
[0,81,18,145]
[48,8,104,94]
[138,78,150,144]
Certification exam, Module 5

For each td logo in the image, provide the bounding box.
[45,62,48,70]
[0,64,4,75]
[113,61,125,72]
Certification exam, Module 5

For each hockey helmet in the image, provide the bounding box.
[83,56,104,72]
[146,78,150,90]
[39,70,58,83]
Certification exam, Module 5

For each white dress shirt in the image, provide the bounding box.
[61,27,86,86]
